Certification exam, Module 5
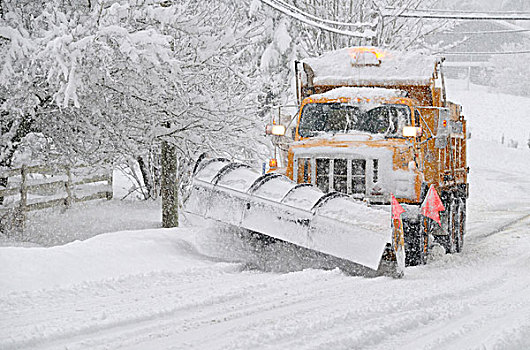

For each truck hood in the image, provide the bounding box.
[291,133,410,155]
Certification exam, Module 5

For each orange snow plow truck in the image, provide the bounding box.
[185,47,469,276]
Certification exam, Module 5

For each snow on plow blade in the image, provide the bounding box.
[184,158,395,274]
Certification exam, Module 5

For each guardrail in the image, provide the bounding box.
[0,165,113,232]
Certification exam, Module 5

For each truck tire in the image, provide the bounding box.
[438,197,458,254]
[455,198,466,252]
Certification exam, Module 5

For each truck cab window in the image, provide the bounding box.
[299,103,411,137]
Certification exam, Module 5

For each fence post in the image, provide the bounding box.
[0,171,7,206]
[161,140,178,228]
[106,167,113,200]
[64,166,73,208]
[15,165,28,231]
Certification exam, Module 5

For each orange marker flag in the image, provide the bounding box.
[391,194,405,220]
[421,185,445,225]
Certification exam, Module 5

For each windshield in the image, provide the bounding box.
[298,103,411,138]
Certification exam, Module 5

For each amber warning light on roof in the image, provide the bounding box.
[349,47,385,67]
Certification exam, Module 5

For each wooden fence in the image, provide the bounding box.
[0,165,113,232]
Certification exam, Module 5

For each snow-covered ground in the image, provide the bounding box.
[1,81,530,349]
[446,79,530,148]
[7,199,161,247]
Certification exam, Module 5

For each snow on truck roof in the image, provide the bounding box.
[302,47,440,87]
[309,86,408,101]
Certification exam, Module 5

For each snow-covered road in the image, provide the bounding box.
[2,81,530,349]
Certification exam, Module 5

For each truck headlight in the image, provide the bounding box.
[266,124,286,136]
[271,125,286,136]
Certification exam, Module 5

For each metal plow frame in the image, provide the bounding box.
[184,158,399,277]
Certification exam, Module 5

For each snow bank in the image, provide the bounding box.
[0,228,219,294]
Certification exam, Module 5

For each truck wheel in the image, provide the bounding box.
[404,219,426,266]
[438,197,457,254]
[417,218,429,264]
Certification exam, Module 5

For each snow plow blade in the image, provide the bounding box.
[184,158,399,277]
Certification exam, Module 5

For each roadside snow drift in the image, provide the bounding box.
[0,228,221,294]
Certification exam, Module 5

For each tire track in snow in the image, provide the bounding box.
[0,264,249,349]
[468,211,530,242]
[7,257,522,350]
[1,266,351,349]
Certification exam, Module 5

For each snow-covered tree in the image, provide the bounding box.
[1,0,270,200]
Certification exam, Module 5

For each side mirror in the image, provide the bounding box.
[403,126,422,137]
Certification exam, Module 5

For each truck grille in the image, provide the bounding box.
[316,159,330,192]
[315,158,366,195]
[351,159,366,194]
[333,159,348,193]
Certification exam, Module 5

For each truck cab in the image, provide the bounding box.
[286,88,424,205]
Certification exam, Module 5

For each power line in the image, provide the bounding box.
[272,0,375,29]
[441,28,530,35]
[260,0,375,38]
[385,11,530,20]
[388,8,530,15]
[440,50,530,55]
